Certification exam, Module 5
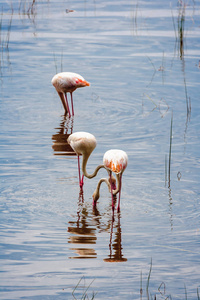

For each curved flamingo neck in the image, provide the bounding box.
[93,178,111,203]
[82,153,105,179]
[93,173,120,203]
[112,173,121,195]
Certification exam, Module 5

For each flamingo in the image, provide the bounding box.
[67,132,105,189]
[93,149,128,212]
[51,72,90,116]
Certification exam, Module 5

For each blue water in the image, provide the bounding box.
[0,0,200,299]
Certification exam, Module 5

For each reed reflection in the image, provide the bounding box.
[52,115,75,156]
[68,196,97,259]
[168,186,173,231]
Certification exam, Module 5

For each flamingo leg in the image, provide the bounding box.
[80,174,84,188]
[70,92,74,116]
[77,156,83,189]
[58,92,68,114]
[117,175,122,213]
[109,172,115,211]
[65,93,71,117]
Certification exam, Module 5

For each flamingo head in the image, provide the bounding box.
[67,132,96,156]
[92,189,100,203]
[74,77,90,88]
[103,149,128,174]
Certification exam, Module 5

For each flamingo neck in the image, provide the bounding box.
[112,173,121,196]
[93,173,121,207]
[93,178,111,203]
[82,153,105,179]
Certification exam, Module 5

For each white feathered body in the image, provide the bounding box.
[51,72,90,94]
[67,132,97,156]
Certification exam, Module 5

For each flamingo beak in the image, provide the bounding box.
[75,78,90,87]
[84,80,90,86]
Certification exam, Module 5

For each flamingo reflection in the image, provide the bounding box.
[68,198,97,259]
[68,192,127,261]
[104,212,127,262]
[52,114,74,156]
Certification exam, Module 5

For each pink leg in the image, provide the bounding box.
[80,174,84,188]
[65,93,71,117]
[117,175,122,213]
[111,176,116,190]
[109,172,115,212]
[70,92,74,116]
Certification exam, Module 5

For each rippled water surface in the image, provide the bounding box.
[0,0,200,299]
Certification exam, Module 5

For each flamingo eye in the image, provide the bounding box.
[75,78,82,84]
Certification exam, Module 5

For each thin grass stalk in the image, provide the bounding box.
[179,12,185,59]
[19,0,26,15]
[165,154,167,187]
[134,1,139,34]
[19,0,22,14]
[177,1,185,60]
[166,296,172,300]
[168,111,173,187]
[90,292,96,300]
[146,55,156,72]
[81,278,96,300]
[184,283,187,300]
[0,8,2,47]
[197,287,200,300]
[144,93,157,108]
[145,56,157,87]
[0,9,3,73]
[183,77,191,122]
[170,4,177,40]
[53,52,58,74]
[131,0,139,35]
[184,77,189,113]
[72,277,82,299]
[170,4,178,69]
[146,258,152,300]
[6,9,13,49]
[158,281,166,296]
[60,49,63,72]
[140,270,143,300]
[29,0,36,15]
[162,51,165,85]
[72,276,96,300]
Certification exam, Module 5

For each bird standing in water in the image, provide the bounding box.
[51,72,90,116]
[93,149,128,212]
[67,132,105,189]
